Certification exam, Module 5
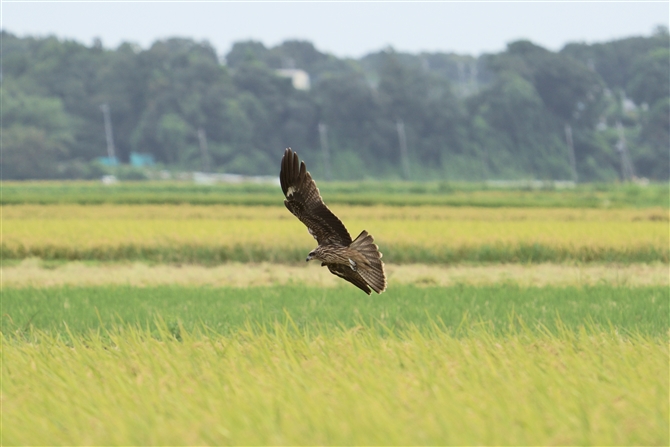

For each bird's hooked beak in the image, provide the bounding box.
[306,252,315,262]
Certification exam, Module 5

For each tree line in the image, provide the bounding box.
[1,27,668,181]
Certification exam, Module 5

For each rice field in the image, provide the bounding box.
[2,205,668,264]
[4,324,667,445]
[2,192,668,445]
[4,284,668,337]
[4,283,669,445]
[3,180,668,208]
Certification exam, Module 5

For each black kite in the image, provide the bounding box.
[280,148,386,294]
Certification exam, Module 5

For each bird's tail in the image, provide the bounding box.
[349,230,386,294]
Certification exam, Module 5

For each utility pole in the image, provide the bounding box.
[469,60,479,95]
[99,103,116,161]
[564,123,578,183]
[615,120,635,181]
[396,119,410,180]
[318,122,332,181]
[456,60,466,95]
[477,145,489,181]
[197,127,211,173]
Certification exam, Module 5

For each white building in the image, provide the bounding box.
[275,69,311,91]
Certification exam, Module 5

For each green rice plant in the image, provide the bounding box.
[2,181,668,208]
[3,323,667,445]
[4,285,668,338]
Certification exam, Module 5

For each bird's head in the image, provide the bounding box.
[306,250,316,262]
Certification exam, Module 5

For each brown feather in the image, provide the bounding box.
[349,230,386,293]
[280,148,351,246]
[327,264,372,295]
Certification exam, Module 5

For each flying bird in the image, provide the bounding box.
[280,148,386,295]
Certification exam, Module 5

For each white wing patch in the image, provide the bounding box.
[308,227,317,240]
[286,186,296,197]
[349,259,357,271]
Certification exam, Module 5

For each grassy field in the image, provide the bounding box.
[2,180,668,207]
[3,186,668,445]
[4,284,668,337]
[4,326,667,445]
[3,284,668,445]
[3,205,668,264]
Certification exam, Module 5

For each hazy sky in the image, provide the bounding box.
[2,2,668,58]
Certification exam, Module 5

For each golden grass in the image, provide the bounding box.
[3,325,667,445]
[3,259,669,288]
[4,218,665,248]
[2,205,668,264]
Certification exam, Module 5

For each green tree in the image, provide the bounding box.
[467,72,570,179]
[627,48,670,106]
[230,62,318,172]
[635,99,670,179]
[376,50,467,170]
[2,29,666,180]
[533,55,605,127]
[1,86,74,179]
[226,41,278,69]
[11,35,108,160]
[313,71,390,167]
[560,27,669,90]
[93,42,147,162]
[131,38,234,166]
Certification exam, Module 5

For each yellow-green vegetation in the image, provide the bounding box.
[2,205,668,264]
[4,325,667,445]
[4,188,668,446]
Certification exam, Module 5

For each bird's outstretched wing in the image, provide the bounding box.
[327,264,372,295]
[280,148,352,246]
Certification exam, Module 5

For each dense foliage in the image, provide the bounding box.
[1,27,668,180]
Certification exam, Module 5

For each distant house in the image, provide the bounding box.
[275,69,311,90]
